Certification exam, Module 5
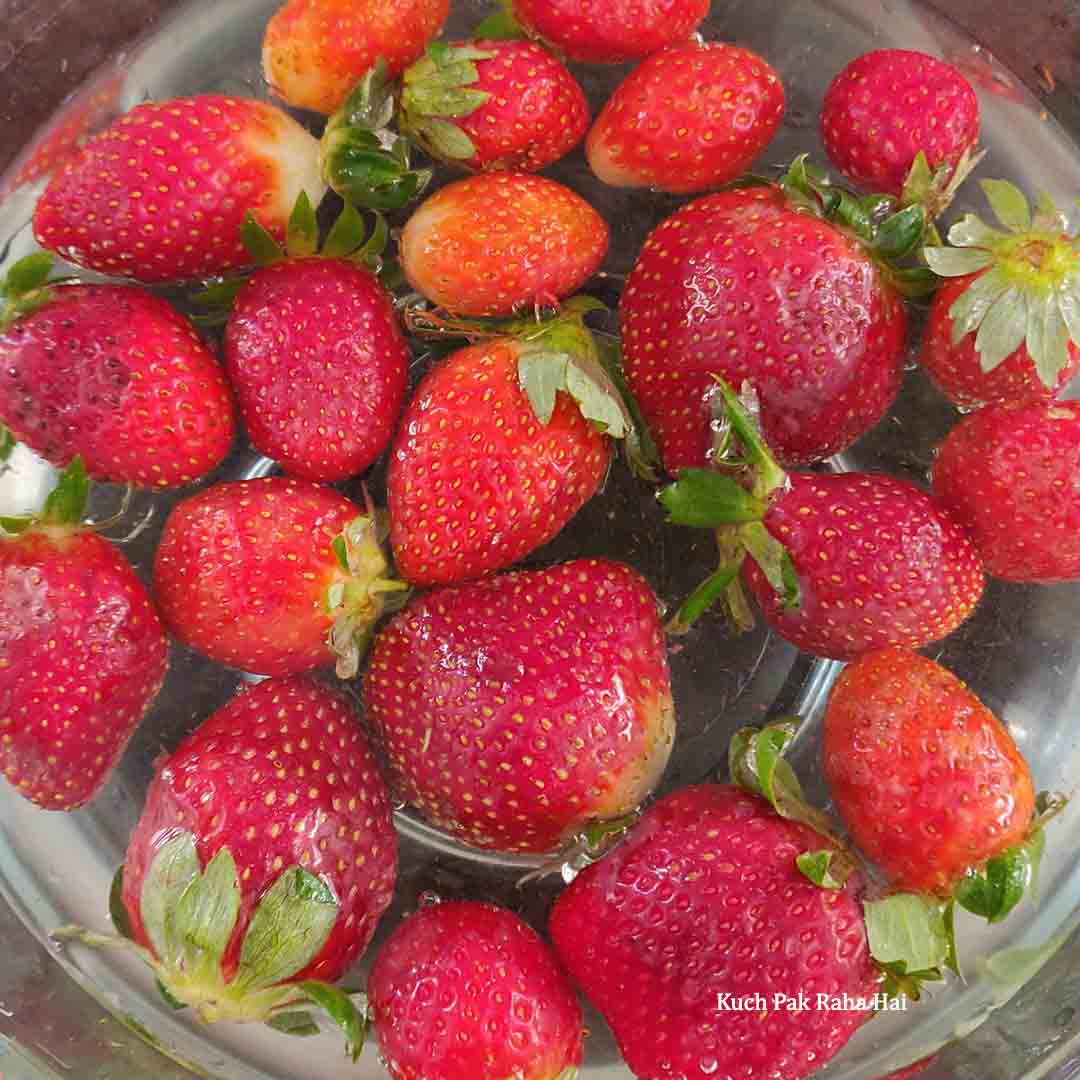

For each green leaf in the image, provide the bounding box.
[109,865,135,942]
[900,151,935,207]
[417,118,477,161]
[356,212,390,265]
[323,202,369,259]
[943,899,960,977]
[874,204,927,261]
[518,352,564,425]
[0,425,15,464]
[889,265,940,300]
[155,977,187,1011]
[980,179,1031,233]
[710,378,787,497]
[331,534,350,572]
[337,58,396,132]
[1032,190,1067,233]
[140,833,200,966]
[947,213,1004,249]
[742,521,800,610]
[41,457,89,525]
[267,1010,321,1037]
[1026,291,1071,387]
[298,982,367,1062]
[166,847,241,979]
[594,336,660,482]
[797,850,844,890]
[864,894,952,977]
[975,286,1028,371]
[241,212,285,266]
[0,516,32,535]
[473,1,525,38]
[659,469,766,528]
[286,191,319,258]
[564,352,631,438]
[923,246,995,278]
[1058,280,1080,348]
[2,252,54,299]
[955,826,1046,924]
[948,266,1012,345]
[190,277,247,312]
[667,561,743,634]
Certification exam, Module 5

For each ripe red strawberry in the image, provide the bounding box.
[400,173,609,317]
[364,559,674,853]
[400,40,589,173]
[0,256,235,489]
[932,400,1080,582]
[549,785,880,1080]
[263,0,449,116]
[368,901,584,1080]
[824,649,1036,900]
[587,42,785,195]
[821,49,980,198]
[59,675,395,1051]
[0,461,167,810]
[153,477,405,677]
[510,0,709,64]
[33,96,326,284]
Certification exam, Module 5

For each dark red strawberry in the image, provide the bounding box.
[587,41,785,195]
[0,460,167,810]
[368,901,584,1079]
[364,559,674,853]
[153,477,405,677]
[0,255,235,489]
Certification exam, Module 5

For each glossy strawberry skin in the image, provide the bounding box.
[821,49,980,196]
[400,173,609,317]
[0,285,235,489]
[224,258,408,483]
[0,528,168,810]
[549,785,879,1080]
[364,559,674,854]
[587,42,785,195]
[621,186,906,471]
[388,340,609,586]
[745,473,984,661]
[824,649,1035,896]
[932,400,1080,582]
[121,675,397,983]
[33,97,325,284]
[512,0,709,64]
[263,0,449,115]
[368,901,583,1080]
[920,273,1080,409]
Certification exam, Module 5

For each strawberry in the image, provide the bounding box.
[932,399,1080,582]
[400,173,609,317]
[222,200,408,482]
[0,460,167,810]
[508,0,710,64]
[587,42,785,195]
[921,182,1080,408]
[824,648,1040,912]
[660,380,985,660]
[152,477,405,677]
[0,255,235,489]
[368,901,584,1080]
[364,559,674,854]
[33,96,326,284]
[262,0,449,116]
[58,675,396,1054]
[878,1060,936,1080]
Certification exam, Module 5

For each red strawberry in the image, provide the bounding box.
[549,785,880,1080]
[510,0,709,64]
[368,901,584,1079]
[400,40,588,173]
[153,477,405,677]
[33,96,326,284]
[0,256,235,489]
[364,559,674,854]
[587,42,785,195]
[824,649,1036,901]
[821,49,980,198]
[621,179,907,471]
[60,675,395,1052]
[932,399,1080,582]
[263,0,449,116]
[878,1059,936,1080]
[400,173,609,317]
[0,461,167,809]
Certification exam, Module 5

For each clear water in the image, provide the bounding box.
[1,0,1080,1077]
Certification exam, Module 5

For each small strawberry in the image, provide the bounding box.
[33,96,326,284]
[400,173,609,317]
[368,901,584,1080]
[587,41,785,195]
[364,559,674,854]
[932,399,1080,582]
[153,477,406,677]
[262,0,449,116]
[57,675,396,1055]
[0,255,235,489]
[0,460,168,810]
[921,182,1080,408]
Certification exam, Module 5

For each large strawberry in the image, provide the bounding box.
[921,182,1080,407]
[0,460,168,810]
[364,559,674,854]
[587,41,785,195]
[932,399,1080,582]
[57,675,396,1055]
[153,477,406,677]
[0,255,235,489]
[262,0,448,116]
[33,96,326,284]
[368,901,584,1080]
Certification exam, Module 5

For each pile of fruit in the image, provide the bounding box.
[1,0,1078,1077]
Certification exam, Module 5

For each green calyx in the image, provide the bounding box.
[0,251,60,332]
[0,457,89,537]
[473,0,526,40]
[864,893,959,1002]
[924,181,1080,387]
[900,146,986,240]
